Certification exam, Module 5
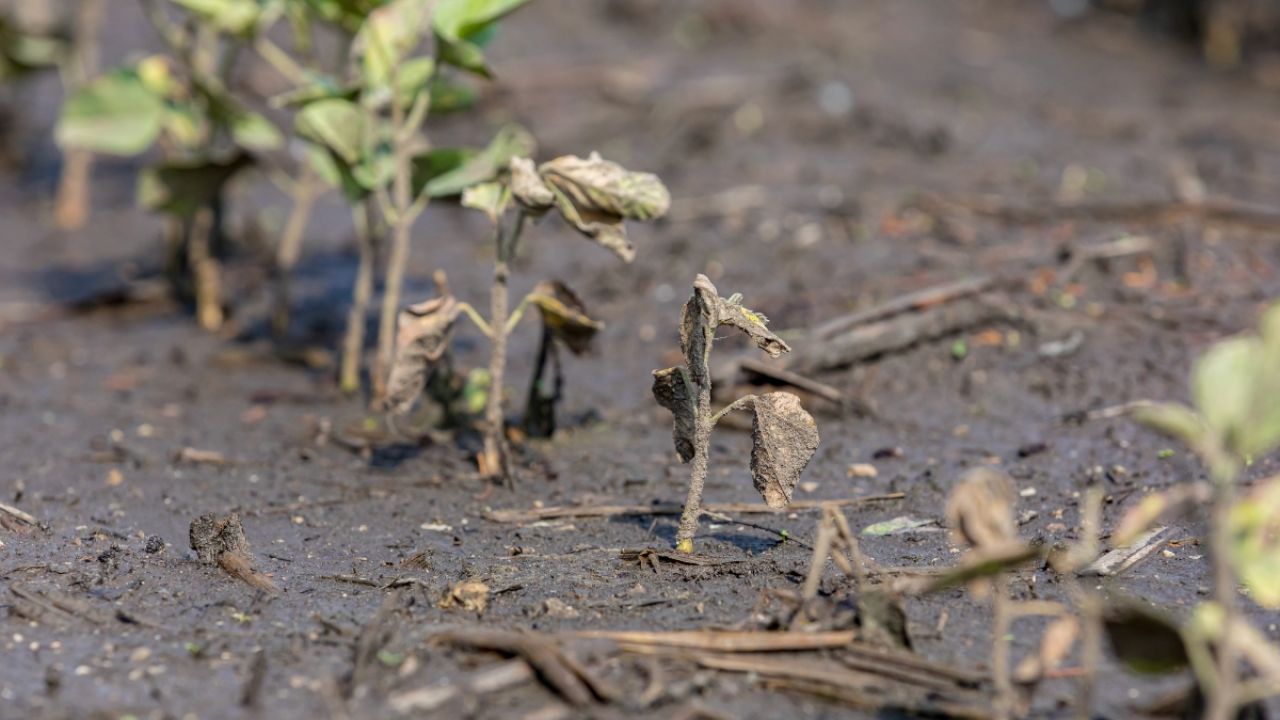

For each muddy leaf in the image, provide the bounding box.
[1103,602,1188,674]
[439,578,489,614]
[718,299,789,358]
[385,294,462,414]
[461,181,511,224]
[1229,475,1280,608]
[527,281,603,355]
[510,156,554,209]
[652,366,696,463]
[749,392,819,509]
[1113,482,1210,547]
[680,275,719,387]
[945,467,1018,550]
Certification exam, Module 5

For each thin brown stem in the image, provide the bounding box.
[272,166,321,339]
[340,202,375,394]
[482,211,528,483]
[189,207,223,331]
[54,0,104,230]
[1207,475,1240,720]
[676,382,712,553]
[992,574,1013,720]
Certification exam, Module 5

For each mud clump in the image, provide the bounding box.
[189,512,278,593]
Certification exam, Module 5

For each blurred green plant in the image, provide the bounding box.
[1111,302,1280,720]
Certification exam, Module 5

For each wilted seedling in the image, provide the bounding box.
[653,275,819,553]
[384,150,668,481]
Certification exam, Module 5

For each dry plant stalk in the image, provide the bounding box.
[53,0,104,230]
[654,275,819,553]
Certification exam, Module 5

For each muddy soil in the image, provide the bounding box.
[4,1,1280,718]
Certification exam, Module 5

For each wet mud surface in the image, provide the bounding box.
[4,1,1280,718]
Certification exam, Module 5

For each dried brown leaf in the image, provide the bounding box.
[538,151,669,220]
[945,467,1018,550]
[718,299,789,358]
[680,275,719,387]
[527,280,603,355]
[652,366,696,463]
[385,294,462,414]
[510,156,554,209]
[439,578,490,614]
[749,392,819,508]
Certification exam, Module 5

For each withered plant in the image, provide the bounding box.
[653,275,819,553]
[382,151,669,482]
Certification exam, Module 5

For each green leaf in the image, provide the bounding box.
[231,110,283,151]
[436,37,491,77]
[355,0,431,90]
[305,145,368,201]
[1132,402,1207,451]
[269,72,356,108]
[395,56,436,105]
[171,0,283,36]
[295,98,365,164]
[137,154,253,217]
[410,147,478,195]
[433,0,528,41]
[460,181,510,224]
[428,77,476,113]
[421,123,534,197]
[1230,476,1280,609]
[1193,337,1259,455]
[862,516,937,536]
[55,68,166,156]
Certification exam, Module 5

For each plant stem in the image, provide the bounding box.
[676,381,712,553]
[54,0,103,231]
[1207,473,1241,720]
[340,201,375,394]
[992,573,1014,720]
[482,210,528,483]
[271,165,320,339]
[189,207,223,332]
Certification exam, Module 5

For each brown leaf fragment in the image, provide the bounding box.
[679,275,719,386]
[749,392,819,508]
[528,280,603,355]
[652,366,696,463]
[385,293,462,414]
[945,467,1018,550]
[439,578,490,614]
[717,298,789,358]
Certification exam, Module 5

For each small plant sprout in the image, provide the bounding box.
[383,150,669,482]
[1113,301,1280,720]
[653,275,819,554]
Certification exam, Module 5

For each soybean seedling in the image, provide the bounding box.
[382,151,670,482]
[653,275,819,553]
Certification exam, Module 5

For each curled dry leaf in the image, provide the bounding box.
[510,156,554,209]
[527,280,603,355]
[512,151,670,262]
[680,275,790,387]
[385,294,462,414]
[749,392,819,508]
[945,467,1018,551]
[439,578,490,614]
[652,366,696,463]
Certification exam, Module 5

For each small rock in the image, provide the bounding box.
[847,463,878,479]
[143,535,165,554]
[542,598,579,619]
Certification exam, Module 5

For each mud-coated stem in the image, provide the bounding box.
[271,166,320,339]
[340,201,375,393]
[483,211,528,483]
[55,0,103,230]
[992,574,1013,720]
[1207,472,1240,720]
[372,86,414,405]
[676,382,712,553]
[189,207,223,331]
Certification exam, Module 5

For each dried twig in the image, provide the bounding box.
[483,494,903,524]
[388,659,534,713]
[571,629,855,653]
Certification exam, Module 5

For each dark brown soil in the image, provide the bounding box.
[4,1,1280,718]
